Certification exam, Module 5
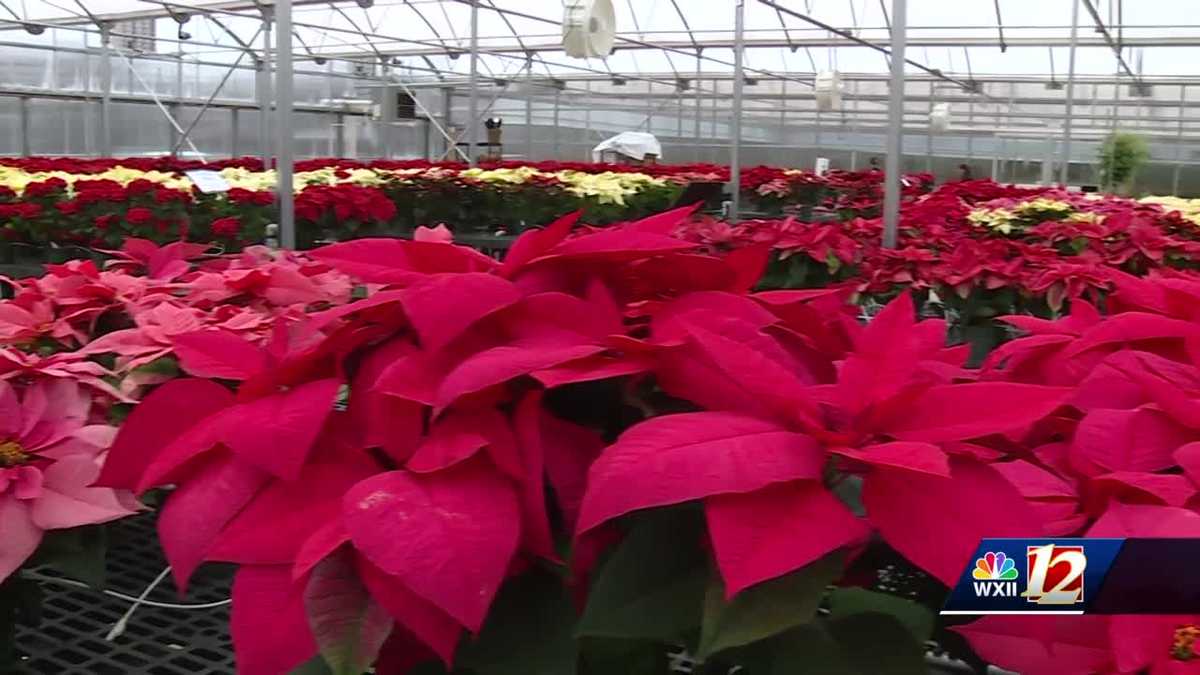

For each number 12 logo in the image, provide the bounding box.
[1024,544,1086,605]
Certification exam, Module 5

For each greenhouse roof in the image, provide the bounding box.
[5,0,1200,81]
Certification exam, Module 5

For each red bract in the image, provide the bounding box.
[100,208,727,673]
[578,290,1068,592]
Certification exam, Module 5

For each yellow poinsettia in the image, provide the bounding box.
[1142,195,1200,226]
[554,170,663,206]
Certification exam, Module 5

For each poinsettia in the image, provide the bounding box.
[0,379,138,581]
[577,291,1070,594]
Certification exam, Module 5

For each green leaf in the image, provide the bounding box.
[130,356,179,378]
[732,624,856,675]
[288,655,334,675]
[457,571,578,675]
[826,612,928,675]
[303,550,393,675]
[578,639,666,675]
[30,526,107,589]
[577,508,708,642]
[826,588,934,643]
[697,552,842,660]
[734,612,926,675]
[829,475,865,517]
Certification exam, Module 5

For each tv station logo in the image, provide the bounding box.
[943,539,1120,615]
[967,545,1086,603]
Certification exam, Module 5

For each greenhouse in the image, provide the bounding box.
[2,1,1200,674]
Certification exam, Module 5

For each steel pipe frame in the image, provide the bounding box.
[260,12,273,167]
[882,0,907,249]
[730,0,745,222]
[171,25,264,155]
[98,22,112,156]
[467,0,479,165]
[276,0,295,248]
[0,86,371,114]
[1060,0,1080,185]
[303,34,1200,59]
[93,0,730,100]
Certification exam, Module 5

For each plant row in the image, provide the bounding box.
[4,206,1200,673]
[0,159,932,251]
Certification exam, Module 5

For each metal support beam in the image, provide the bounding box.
[646,81,654,132]
[231,108,239,156]
[1175,85,1186,196]
[275,0,295,248]
[334,111,346,158]
[381,64,394,159]
[694,52,702,162]
[586,79,594,159]
[552,88,561,158]
[730,0,745,222]
[467,0,479,164]
[926,81,934,174]
[443,87,455,159]
[98,23,112,157]
[17,97,29,157]
[882,0,907,249]
[258,13,272,167]
[1079,0,1141,84]
[172,38,259,156]
[524,80,533,160]
[1060,0,1080,185]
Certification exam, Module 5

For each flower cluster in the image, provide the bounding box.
[950,271,1200,675]
[0,158,921,250]
[5,200,1200,672]
[679,179,1200,316]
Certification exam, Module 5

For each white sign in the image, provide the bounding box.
[814,157,830,176]
[184,170,231,194]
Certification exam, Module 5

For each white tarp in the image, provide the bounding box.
[591,132,662,163]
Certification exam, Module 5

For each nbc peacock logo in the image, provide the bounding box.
[972,551,1020,597]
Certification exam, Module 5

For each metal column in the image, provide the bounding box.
[231,108,239,156]
[18,98,29,157]
[729,0,745,222]
[552,89,561,158]
[99,24,112,157]
[694,52,702,162]
[1060,0,1080,185]
[381,65,394,159]
[882,0,908,248]
[1175,85,1187,195]
[925,81,934,174]
[646,81,654,132]
[171,54,184,156]
[849,81,859,169]
[524,80,533,160]
[585,79,593,157]
[676,85,683,146]
[334,112,346,158]
[779,78,787,151]
[258,13,272,167]
[990,135,999,180]
[442,87,454,159]
[1041,136,1056,185]
[467,0,479,165]
[275,0,295,248]
[967,96,975,159]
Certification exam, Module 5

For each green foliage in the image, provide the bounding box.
[1098,130,1150,190]
[457,571,578,675]
[697,553,843,660]
[576,508,708,642]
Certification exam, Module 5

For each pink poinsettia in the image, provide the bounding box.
[80,301,206,371]
[0,379,138,581]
